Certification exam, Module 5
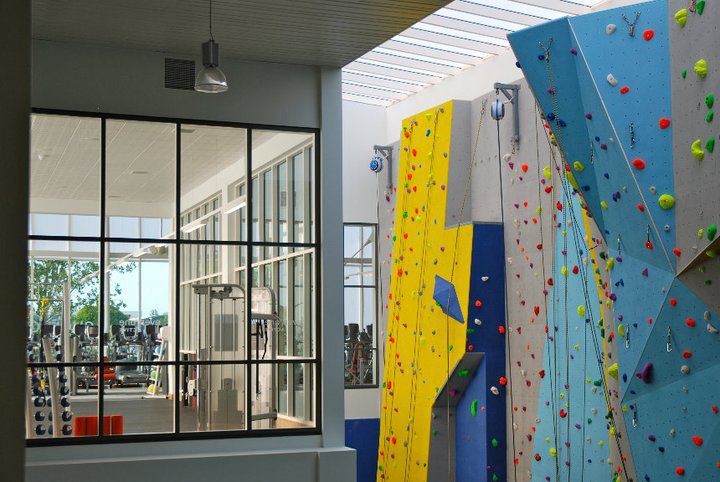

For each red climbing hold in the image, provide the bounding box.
[646,241,654,250]
[498,326,506,335]
[556,201,563,211]
[559,409,567,418]
[539,370,546,378]
[499,376,508,386]
[521,163,528,173]
[572,266,579,275]
[536,243,543,250]
[670,298,677,306]
[676,467,685,476]
[673,248,682,257]
[692,436,704,446]
[682,351,692,359]
[686,318,696,328]
[637,204,645,212]
[411,148,417,156]
[659,118,671,129]
[643,29,654,41]
[620,86,630,94]
[534,306,540,315]
[713,406,719,414]
[475,300,483,307]
[632,158,646,170]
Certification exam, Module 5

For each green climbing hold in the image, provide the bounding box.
[708,225,718,241]
[692,139,705,160]
[492,475,499,482]
[707,137,715,152]
[682,69,687,79]
[471,399,478,417]
[695,59,708,78]
[458,369,469,378]
[658,194,676,210]
[707,110,714,123]
[697,0,706,15]
[593,379,602,387]
[491,438,498,448]
[573,161,585,172]
[608,363,619,380]
[675,8,688,27]
[706,94,715,109]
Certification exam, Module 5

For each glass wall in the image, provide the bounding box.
[343,224,378,387]
[26,113,319,443]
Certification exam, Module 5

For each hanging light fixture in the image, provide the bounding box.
[195,0,228,93]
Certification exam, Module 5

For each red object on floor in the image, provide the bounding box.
[73,415,124,436]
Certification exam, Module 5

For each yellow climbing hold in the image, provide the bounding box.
[543,166,552,180]
[658,194,676,210]
[577,305,586,317]
[601,201,609,210]
[605,257,615,271]
[609,426,617,436]
[561,266,568,276]
[617,324,625,337]
[691,139,705,160]
[674,8,687,27]
[573,161,585,172]
[608,362,619,380]
[698,228,704,239]
[549,448,557,457]
[694,59,708,78]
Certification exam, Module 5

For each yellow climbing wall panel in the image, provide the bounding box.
[378,101,474,481]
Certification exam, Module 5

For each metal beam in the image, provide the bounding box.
[383,39,488,65]
[422,13,513,40]
[345,60,444,84]
[364,50,465,76]
[400,27,508,55]
[341,92,395,107]
[341,70,426,92]
[342,82,410,101]
[446,0,551,27]
[510,0,591,16]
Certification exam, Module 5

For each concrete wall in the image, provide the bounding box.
[25,40,352,482]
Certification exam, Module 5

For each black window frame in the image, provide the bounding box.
[25,109,322,446]
[343,222,379,389]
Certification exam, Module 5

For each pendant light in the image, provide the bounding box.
[195,0,228,93]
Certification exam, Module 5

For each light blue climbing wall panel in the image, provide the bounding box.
[530,191,610,482]
[509,0,720,480]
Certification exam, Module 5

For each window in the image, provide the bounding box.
[26,112,319,443]
[343,224,378,387]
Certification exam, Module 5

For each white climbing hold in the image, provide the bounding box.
[670,428,676,438]
[681,365,690,375]
[474,318,482,326]
[649,186,657,194]
[490,386,500,395]
[607,73,619,86]
[481,276,489,282]
[707,323,719,335]
[606,23,617,35]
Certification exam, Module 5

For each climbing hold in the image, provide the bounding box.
[694,59,708,78]
[606,24,616,35]
[706,94,715,109]
[676,467,685,476]
[585,113,592,120]
[706,110,714,123]
[620,86,630,95]
[675,9,687,27]
[570,48,577,56]
[692,436,703,447]
[658,194,675,210]
[607,74,619,87]
[686,317,696,328]
[708,225,717,240]
[659,118,671,129]
[573,161,585,172]
[521,163,528,173]
[707,137,715,152]
[636,362,653,384]
[682,351,692,359]
[691,139,705,160]
[471,399,478,416]
[707,323,719,335]
[601,201,609,210]
[577,305,585,317]
[697,1,706,15]
[681,365,690,375]
[632,158,646,170]
[490,386,499,395]
[643,29,654,41]
[607,363,618,380]
[617,324,626,337]
[673,248,682,257]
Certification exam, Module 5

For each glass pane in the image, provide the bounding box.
[104,362,174,434]
[181,124,247,241]
[30,114,101,237]
[106,243,174,363]
[180,246,245,362]
[252,362,314,429]
[27,241,100,363]
[291,251,314,358]
[106,119,176,240]
[180,363,246,432]
[251,130,315,246]
[25,365,98,439]
[343,225,361,283]
[361,226,376,285]
[344,287,376,386]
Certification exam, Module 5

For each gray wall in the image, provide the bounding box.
[0,1,30,481]
[25,40,352,482]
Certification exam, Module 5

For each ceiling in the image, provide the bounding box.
[342,0,604,106]
[32,0,452,67]
[30,114,310,210]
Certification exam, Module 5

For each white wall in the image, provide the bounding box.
[26,39,352,482]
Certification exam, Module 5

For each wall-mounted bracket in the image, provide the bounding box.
[373,144,393,190]
[493,82,521,147]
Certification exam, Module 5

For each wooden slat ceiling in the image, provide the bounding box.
[343,0,603,106]
[32,0,452,67]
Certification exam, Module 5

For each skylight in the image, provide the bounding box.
[342,0,604,106]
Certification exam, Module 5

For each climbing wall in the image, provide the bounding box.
[377,100,507,481]
[509,0,720,480]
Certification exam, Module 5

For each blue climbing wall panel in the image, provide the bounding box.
[346,418,381,482]
[459,222,506,482]
[509,0,720,480]
[529,191,611,482]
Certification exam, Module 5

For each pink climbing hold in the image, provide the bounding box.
[636,362,653,384]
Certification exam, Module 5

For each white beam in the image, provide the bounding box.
[342,92,395,107]
[446,1,552,27]
[510,0,591,16]
[363,50,464,76]
[400,27,508,55]
[341,82,410,101]
[344,60,444,84]
[382,39,487,65]
[422,13,513,40]
[342,70,426,92]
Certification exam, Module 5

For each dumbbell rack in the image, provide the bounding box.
[25,336,73,438]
